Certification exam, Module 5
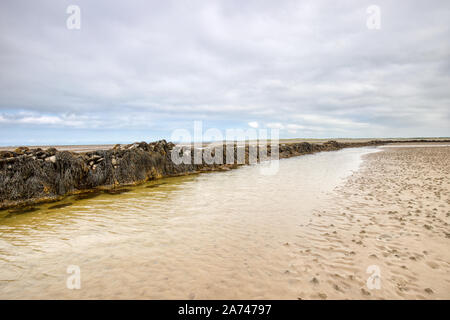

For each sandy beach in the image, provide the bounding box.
[2,0,449,309]
[1,144,448,299]
[291,145,450,299]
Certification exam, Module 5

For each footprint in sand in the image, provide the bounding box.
[376,234,392,242]
[426,261,439,269]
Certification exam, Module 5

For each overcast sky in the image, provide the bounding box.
[0,0,449,145]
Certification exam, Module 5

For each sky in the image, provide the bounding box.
[0,0,449,146]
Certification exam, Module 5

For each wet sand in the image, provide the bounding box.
[293,145,450,299]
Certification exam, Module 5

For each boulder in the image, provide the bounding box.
[45,155,57,163]
[46,148,57,156]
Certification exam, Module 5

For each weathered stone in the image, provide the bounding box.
[45,155,57,163]
[0,151,14,159]
[88,155,101,162]
[14,147,26,155]
[46,148,57,156]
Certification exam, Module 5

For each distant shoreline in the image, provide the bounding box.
[1,137,450,152]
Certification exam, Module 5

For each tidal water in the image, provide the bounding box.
[0,147,378,299]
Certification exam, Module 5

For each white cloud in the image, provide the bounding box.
[248,121,259,128]
[0,113,87,127]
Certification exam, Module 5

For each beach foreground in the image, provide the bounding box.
[298,145,450,299]
[0,144,448,299]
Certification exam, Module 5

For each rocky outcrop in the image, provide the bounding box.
[0,139,446,209]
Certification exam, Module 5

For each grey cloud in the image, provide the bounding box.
[0,0,449,143]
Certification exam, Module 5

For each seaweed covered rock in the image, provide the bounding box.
[0,139,390,208]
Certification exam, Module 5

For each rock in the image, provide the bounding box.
[0,151,14,159]
[324,140,340,148]
[89,155,101,162]
[45,155,57,163]
[46,148,57,156]
[138,142,148,150]
[14,147,29,155]
[35,151,46,159]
